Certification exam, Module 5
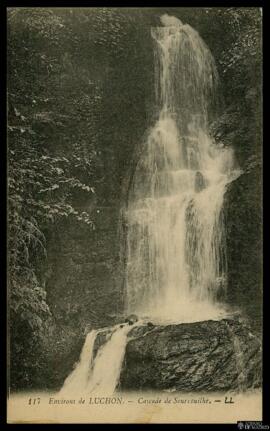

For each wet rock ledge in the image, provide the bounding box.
[119,319,262,392]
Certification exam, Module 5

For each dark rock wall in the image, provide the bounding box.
[224,168,262,330]
[46,211,122,328]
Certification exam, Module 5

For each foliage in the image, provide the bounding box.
[206,8,262,169]
[7,8,99,388]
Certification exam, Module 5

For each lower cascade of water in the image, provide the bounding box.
[59,330,98,395]
[59,323,138,396]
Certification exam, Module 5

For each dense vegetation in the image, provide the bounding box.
[7,7,262,389]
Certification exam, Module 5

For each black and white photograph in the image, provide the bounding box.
[6,6,263,424]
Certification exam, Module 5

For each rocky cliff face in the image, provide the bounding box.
[224,167,262,331]
[119,319,261,392]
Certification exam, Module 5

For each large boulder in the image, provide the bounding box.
[119,318,261,392]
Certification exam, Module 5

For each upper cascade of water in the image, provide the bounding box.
[151,15,218,122]
[124,15,240,324]
[160,14,183,27]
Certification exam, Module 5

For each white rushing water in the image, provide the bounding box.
[86,324,135,395]
[59,329,99,395]
[124,15,239,323]
[59,324,136,395]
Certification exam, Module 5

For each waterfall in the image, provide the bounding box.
[60,15,241,396]
[59,330,99,395]
[86,324,135,395]
[59,324,136,395]
[124,15,239,323]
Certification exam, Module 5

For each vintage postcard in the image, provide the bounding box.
[7,6,263,424]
